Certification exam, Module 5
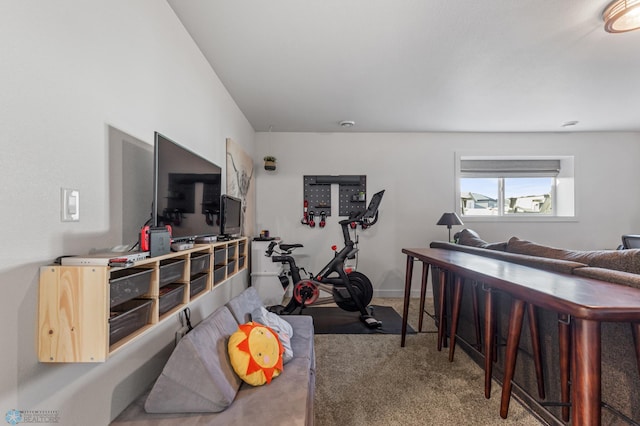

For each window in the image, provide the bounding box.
[457,156,574,218]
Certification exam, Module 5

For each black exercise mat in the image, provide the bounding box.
[298,305,416,335]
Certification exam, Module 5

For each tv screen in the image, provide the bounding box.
[153,132,222,242]
[220,194,242,238]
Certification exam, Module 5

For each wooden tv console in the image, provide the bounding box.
[38,237,247,363]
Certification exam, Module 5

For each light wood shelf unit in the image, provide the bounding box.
[38,237,248,363]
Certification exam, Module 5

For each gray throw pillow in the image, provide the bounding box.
[227,286,264,324]
[252,306,294,364]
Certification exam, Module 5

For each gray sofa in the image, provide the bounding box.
[430,229,640,425]
[111,287,315,425]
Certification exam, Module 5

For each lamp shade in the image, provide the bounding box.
[603,0,640,33]
[436,212,464,227]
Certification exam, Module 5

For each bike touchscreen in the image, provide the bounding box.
[361,190,385,219]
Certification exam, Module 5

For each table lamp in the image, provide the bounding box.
[436,212,464,242]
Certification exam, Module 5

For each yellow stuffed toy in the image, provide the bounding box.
[228,322,284,386]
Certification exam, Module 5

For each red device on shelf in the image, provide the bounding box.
[140,225,172,252]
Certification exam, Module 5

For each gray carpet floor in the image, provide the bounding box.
[313,297,546,425]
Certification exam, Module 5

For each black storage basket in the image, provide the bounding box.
[109,299,153,345]
[158,258,185,288]
[109,268,153,307]
[190,273,208,297]
[158,284,185,316]
[190,252,210,276]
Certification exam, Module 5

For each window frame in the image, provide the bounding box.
[455,153,576,222]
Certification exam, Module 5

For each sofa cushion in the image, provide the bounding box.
[226,356,314,426]
[507,236,640,274]
[430,241,586,274]
[282,315,315,370]
[113,358,315,426]
[227,286,264,324]
[573,267,640,290]
[455,229,507,251]
[144,306,242,413]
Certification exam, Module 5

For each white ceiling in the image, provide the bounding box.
[168,0,640,133]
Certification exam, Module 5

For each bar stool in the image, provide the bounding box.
[446,275,482,361]
[417,262,432,333]
[438,276,546,404]
[558,314,571,422]
[483,285,496,398]
[500,299,576,420]
[435,272,482,353]
[436,268,449,351]
[498,299,545,417]
[631,322,640,378]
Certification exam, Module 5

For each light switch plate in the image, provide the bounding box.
[61,188,80,222]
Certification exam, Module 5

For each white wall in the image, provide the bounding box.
[3,2,640,423]
[254,131,640,297]
[0,2,254,424]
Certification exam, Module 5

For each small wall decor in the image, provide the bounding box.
[263,156,277,171]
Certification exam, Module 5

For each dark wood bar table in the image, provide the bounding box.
[401,247,640,426]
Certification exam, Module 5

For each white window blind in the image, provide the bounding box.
[460,159,561,177]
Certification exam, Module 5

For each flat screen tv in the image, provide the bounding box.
[220,194,242,239]
[153,132,222,242]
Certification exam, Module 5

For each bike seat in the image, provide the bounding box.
[279,243,303,251]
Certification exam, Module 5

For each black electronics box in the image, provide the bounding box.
[149,227,171,257]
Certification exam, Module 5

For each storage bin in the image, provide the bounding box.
[227,260,236,276]
[159,258,185,288]
[158,284,185,316]
[109,299,153,346]
[228,245,237,259]
[238,242,246,256]
[238,256,246,269]
[109,268,153,307]
[190,273,208,297]
[214,248,226,266]
[213,265,226,284]
[190,252,210,275]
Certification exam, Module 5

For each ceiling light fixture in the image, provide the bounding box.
[339,120,355,128]
[603,0,640,33]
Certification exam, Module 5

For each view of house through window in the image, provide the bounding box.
[457,156,575,218]
[461,177,554,215]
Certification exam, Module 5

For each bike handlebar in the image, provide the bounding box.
[364,211,379,226]
[265,241,277,256]
[338,211,380,227]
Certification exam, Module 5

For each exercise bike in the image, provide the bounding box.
[266,190,385,328]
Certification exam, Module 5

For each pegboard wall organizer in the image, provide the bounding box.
[303,175,367,219]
